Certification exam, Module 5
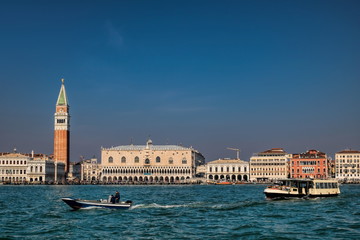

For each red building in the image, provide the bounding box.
[291,150,328,179]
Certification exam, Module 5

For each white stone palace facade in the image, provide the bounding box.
[101,139,205,183]
[0,150,65,183]
[206,158,249,182]
[335,149,360,181]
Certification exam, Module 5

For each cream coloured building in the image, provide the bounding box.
[206,158,249,182]
[27,155,65,183]
[81,157,102,183]
[0,150,65,184]
[250,148,291,182]
[101,139,205,183]
[0,151,28,183]
[335,149,360,181]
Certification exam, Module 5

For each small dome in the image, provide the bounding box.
[147,139,153,145]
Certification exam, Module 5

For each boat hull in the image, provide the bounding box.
[264,192,339,199]
[62,198,132,210]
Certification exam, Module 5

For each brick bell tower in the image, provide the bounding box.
[54,78,70,173]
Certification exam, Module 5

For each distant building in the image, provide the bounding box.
[291,149,328,179]
[250,148,291,182]
[0,150,65,183]
[335,149,360,181]
[206,158,249,182]
[54,79,70,173]
[81,157,102,183]
[0,151,28,183]
[101,139,205,183]
[27,154,65,183]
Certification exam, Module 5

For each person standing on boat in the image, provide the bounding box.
[114,191,120,203]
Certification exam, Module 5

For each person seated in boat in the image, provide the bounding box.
[114,191,120,203]
[110,195,116,204]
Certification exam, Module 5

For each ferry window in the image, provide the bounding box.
[320,183,324,189]
[316,183,320,189]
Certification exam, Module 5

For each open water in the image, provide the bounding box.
[0,184,359,239]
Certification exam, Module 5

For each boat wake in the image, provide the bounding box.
[130,201,266,210]
[130,203,188,209]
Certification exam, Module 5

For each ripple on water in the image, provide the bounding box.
[1,185,360,239]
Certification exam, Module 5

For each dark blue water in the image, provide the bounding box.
[1,184,359,239]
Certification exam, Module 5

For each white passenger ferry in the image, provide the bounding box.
[264,179,340,199]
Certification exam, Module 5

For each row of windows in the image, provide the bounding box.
[0,160,27,165]
[30,166,43,173]
[1,177,26,182]
[251,168,286,171]
[1,169,26,174]
[292,168,325,173]
[103,168,191,175]
[108,156,186,164]
[315,182,338,189]
[252,173,286,176]
[292,160,326,165]
[338,169,359,173]
[251,159,286,162]
[209,166,247,172]
[251,163,286,166]
[337,174,360,177]
[337,155,360,158]
[336,160,360,163]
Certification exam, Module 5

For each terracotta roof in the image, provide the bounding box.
[292,149,326,158]
[336,150,360,154]
[260,148,287,154]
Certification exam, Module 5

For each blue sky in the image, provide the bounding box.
[0,0,359,161]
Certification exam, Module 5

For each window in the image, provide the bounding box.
[156,156,161,163]
[108,156,113,163]
[169,158,173,164]
[182,158,187,164]
[134,156,139,163]
[145,158,150,164]
[57,119,65,123]
[121,157,126,163]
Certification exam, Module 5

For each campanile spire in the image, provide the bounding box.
[54,78,70,173]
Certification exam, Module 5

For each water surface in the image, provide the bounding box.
[1,184,359,239]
